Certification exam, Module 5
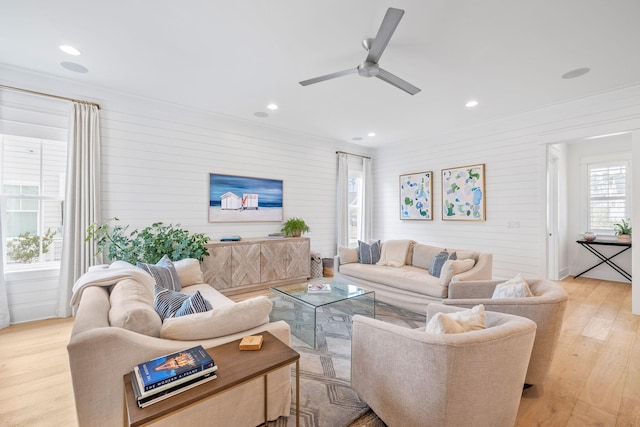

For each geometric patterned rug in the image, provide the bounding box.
[269,297,426,427]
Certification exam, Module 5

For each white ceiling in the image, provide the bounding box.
[2,0,640,146]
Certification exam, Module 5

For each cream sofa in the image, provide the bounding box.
[67,260,292,427]
[334,240,492,312]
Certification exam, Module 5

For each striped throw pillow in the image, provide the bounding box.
[137,255,182,292]
[358,240,381,264]
[154,285,212,321]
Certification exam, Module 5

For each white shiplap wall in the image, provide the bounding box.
[98,99,356,258]
[373,84,640,281]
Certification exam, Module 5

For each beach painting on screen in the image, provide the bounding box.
[209,173,283,222]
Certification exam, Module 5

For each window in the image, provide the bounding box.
[584,157,631,235]
[1,135,66,269]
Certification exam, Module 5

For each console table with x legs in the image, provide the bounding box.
[575,239,632,282]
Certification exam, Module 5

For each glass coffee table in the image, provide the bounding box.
[270,279,375,347]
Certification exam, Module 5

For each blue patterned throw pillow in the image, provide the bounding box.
[358,240,382,264]
[137,254,182,292]
[429,250,450,277]
[154,285,212,321]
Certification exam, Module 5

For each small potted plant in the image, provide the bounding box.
[614,218,632,243]
[281,217,310,237]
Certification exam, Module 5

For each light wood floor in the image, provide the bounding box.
[0,277,638,426]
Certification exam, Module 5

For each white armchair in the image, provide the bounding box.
[445,279,568,386]
[351,304,536,427]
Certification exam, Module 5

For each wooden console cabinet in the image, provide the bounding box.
[201,237,310,295]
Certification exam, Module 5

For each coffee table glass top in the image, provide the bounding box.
[270,280,373,307]
[270,279,375,348]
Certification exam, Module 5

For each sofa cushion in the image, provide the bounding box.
[154,285,212,320]
[429,250,450,277]
[492,274,534,298]
[339,246,359,264]
[377,240,414,267]
[439,258,476,285]
[358,240,381,264]
[108,278,161,337]
[160,296,273,340]
[412,244,444,270]
[339,263,448,298]
[425,304,486,334]
[137,255,182,292]
[173,258,204,287]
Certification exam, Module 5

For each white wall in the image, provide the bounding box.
[1,65,371,323]
[565,136,632,283]
[372,85,640,289]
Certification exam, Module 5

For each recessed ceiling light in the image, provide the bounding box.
[465,100,479,108]
[352,137,363,141]
[561,67,590,79]
[59,45,81,56]
[254,111,269,118]
[368,132,376,137]
[266,103,278,110]
[60,62,88,73]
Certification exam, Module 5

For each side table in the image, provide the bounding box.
[123,331,300,426]
[575,239,632,282]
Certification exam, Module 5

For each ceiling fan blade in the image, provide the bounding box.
[366,8,405,64]
[299,68,358,86]
[376,68,421,95]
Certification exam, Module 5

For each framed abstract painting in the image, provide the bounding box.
[208,173,283,222]
[441,164,486,221]
[400,171,433,220]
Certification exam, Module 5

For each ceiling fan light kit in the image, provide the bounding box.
[299,7,421,95]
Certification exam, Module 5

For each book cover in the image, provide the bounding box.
[307,283,332,293]
[131,371,218,408]
[134,345,215,392]
[133,364,217,398]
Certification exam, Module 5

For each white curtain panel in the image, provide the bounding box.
[0,215,9,329]
[336,153,349,250]
[57,103,101,318]
[360,157,373,242]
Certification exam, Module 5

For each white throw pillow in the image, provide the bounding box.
[439,259,476,285]
[425,304,486,334]
[376,240,413,267]
[339,246,359,264]
[173,258,204,287]
[492,274,534,299]
[160,296,273,340]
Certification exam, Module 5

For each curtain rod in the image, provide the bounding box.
[336,150,371,159]
[0,84,101,109]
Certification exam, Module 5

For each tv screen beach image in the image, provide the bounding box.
[209,173,283,222]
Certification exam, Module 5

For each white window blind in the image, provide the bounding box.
[587,160,629,234]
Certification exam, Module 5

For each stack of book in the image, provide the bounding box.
[130,345,218,408]
[307,283,332,293]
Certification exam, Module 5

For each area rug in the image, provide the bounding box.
[268,298,426,427]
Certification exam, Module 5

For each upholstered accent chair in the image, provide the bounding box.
[351,304,536,427]
[445,279,568,386]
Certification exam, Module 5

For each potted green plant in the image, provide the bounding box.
[85,218,210,264]
[281,217,310,237]
[614,218,632,243]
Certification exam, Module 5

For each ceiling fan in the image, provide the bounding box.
[299,7,421,95]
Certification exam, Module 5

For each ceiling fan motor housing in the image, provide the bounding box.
[358,62,379,78]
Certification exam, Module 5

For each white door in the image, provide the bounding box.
[547,150,560,280]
